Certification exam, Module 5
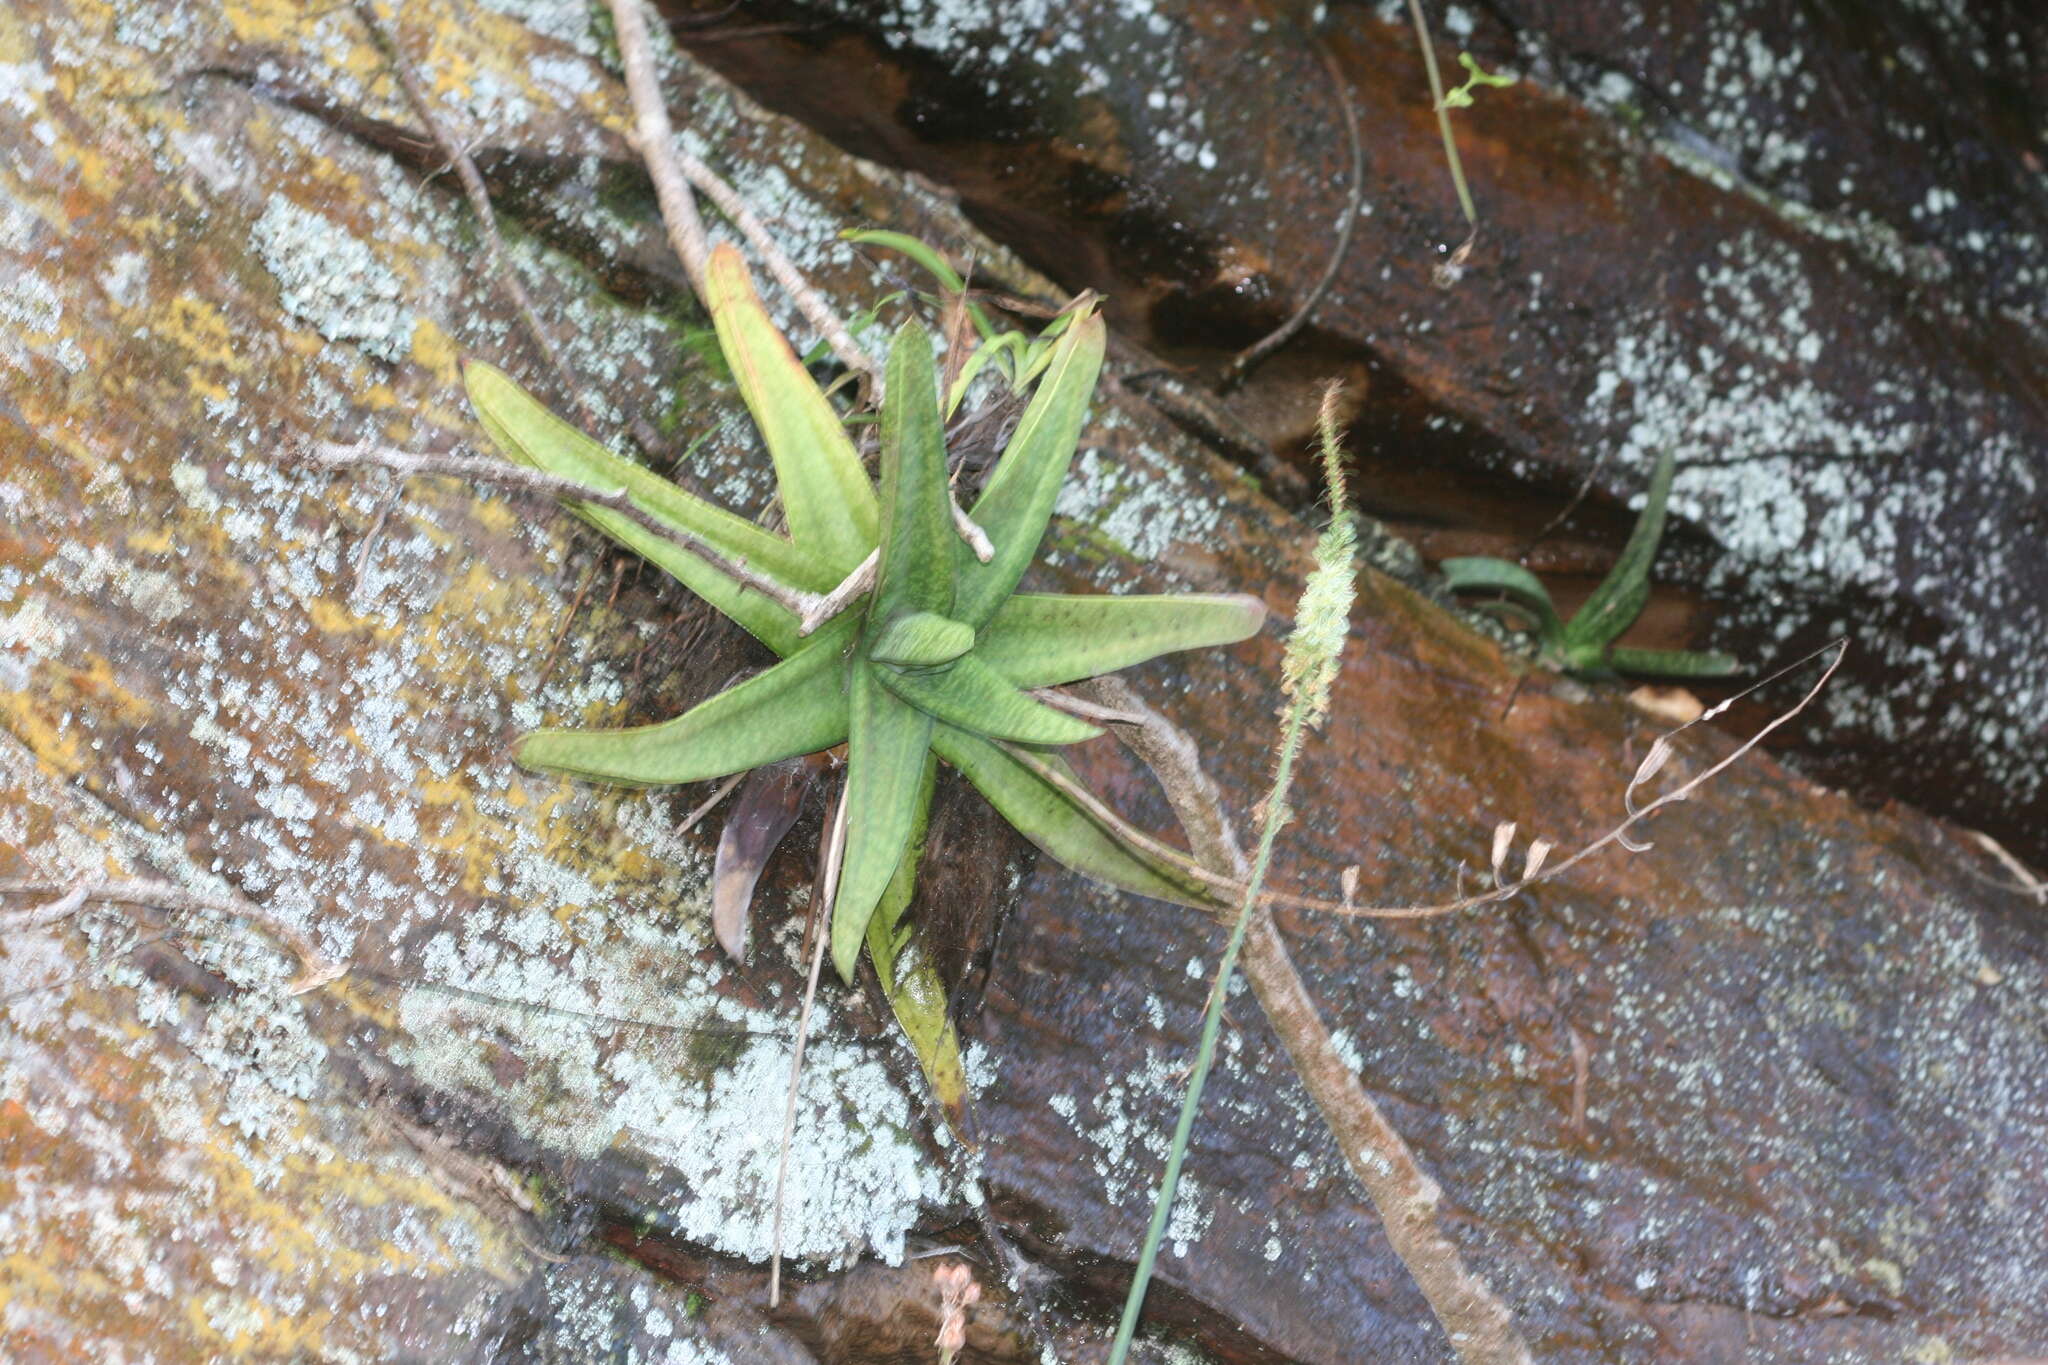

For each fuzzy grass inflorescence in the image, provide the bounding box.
[1110,384,1359,1361]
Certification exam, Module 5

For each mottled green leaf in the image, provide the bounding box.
[860,753,966,1127]
[975,592,1266,688]
[869,611,975,667]
[875,943,968,1131]
[932,726,1220,910]
[1604,645,1741,678]
[832,668,936,982]
[1440,556,1566,645]
[881,655,1101,745]
[464,361,819,653]
[703,244,878,574]
[514,617,855,784]
[874,320,957,621]
[1567,448,1675,652]
[954,312,1106,627]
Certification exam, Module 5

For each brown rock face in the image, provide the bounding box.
[3,1,2046,1363]
[663,0,2048,869]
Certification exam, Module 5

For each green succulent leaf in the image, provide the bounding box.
[860,753,967,1129]
[880,654,1101,746]
[874,321,957,621]
[953,312,1107,626]
[515,615,857,785]
[869,611,976,667]
[1439,556,1566,646]
[873,942,968,1129]
[867,753,937,968]
[464,361,820,653]
[1567,448,1675,653]
[832,668,936,982]
[932,726,1221,910]
[975,592,1267,688]
[703,244,878,575]
[1604,645,1741,678]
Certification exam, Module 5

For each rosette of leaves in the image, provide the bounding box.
[464,244,1261,1103]
[1442,449,1737,679]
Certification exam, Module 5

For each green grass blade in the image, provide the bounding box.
[975,593,1266,688]
[840,229,998,340]
[944,333,1028,417]
[703,244,878,575]
[465,361,818,653]
[833,668,936,981]
[954,312,1106,627]
[880,655,1101,745]
[1440,556,1565,644]
[869,611,975,667]
[875,321,957,621]
[1605,644,1740,678]
[514,620,855,785]
[1567,448,1675,652]
[932,726,1220,909]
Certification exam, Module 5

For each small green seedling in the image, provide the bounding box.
[465,244,1261,1108]
[1438,52,1517,110]
[1442,449,1738,679]
[843,229,1078,417]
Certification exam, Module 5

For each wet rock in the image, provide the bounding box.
[663,0,2048,868]
[2,0,2046,1363]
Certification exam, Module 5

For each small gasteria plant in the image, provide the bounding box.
[465,244,1262,1066]
[1442,448,1738,680]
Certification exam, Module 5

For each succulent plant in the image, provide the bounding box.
[464,244,1264,1011]
[1442,449,1737,680]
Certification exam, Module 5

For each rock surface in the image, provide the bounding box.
[2,1,2045,1363]
[666,0,2048,869]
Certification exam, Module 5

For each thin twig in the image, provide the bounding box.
[605,0,875,383]
[300,441,834,626]
[769,783,849,1306]
[534,558,599,689]
[1029,687,1148,727]
[676,771,748,839]
[951,499,994,562]
[1965,829,2047,904]
[1222,41,1364,387]
[605,0,713,291]
[0,877,346,995]
[1510,445,1615,566]
[796,548,878,636]
[354,1,604,433]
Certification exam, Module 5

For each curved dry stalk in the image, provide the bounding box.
[1223,40,1364,386]
[0,877,345,994]
[1285,638,1849,920]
